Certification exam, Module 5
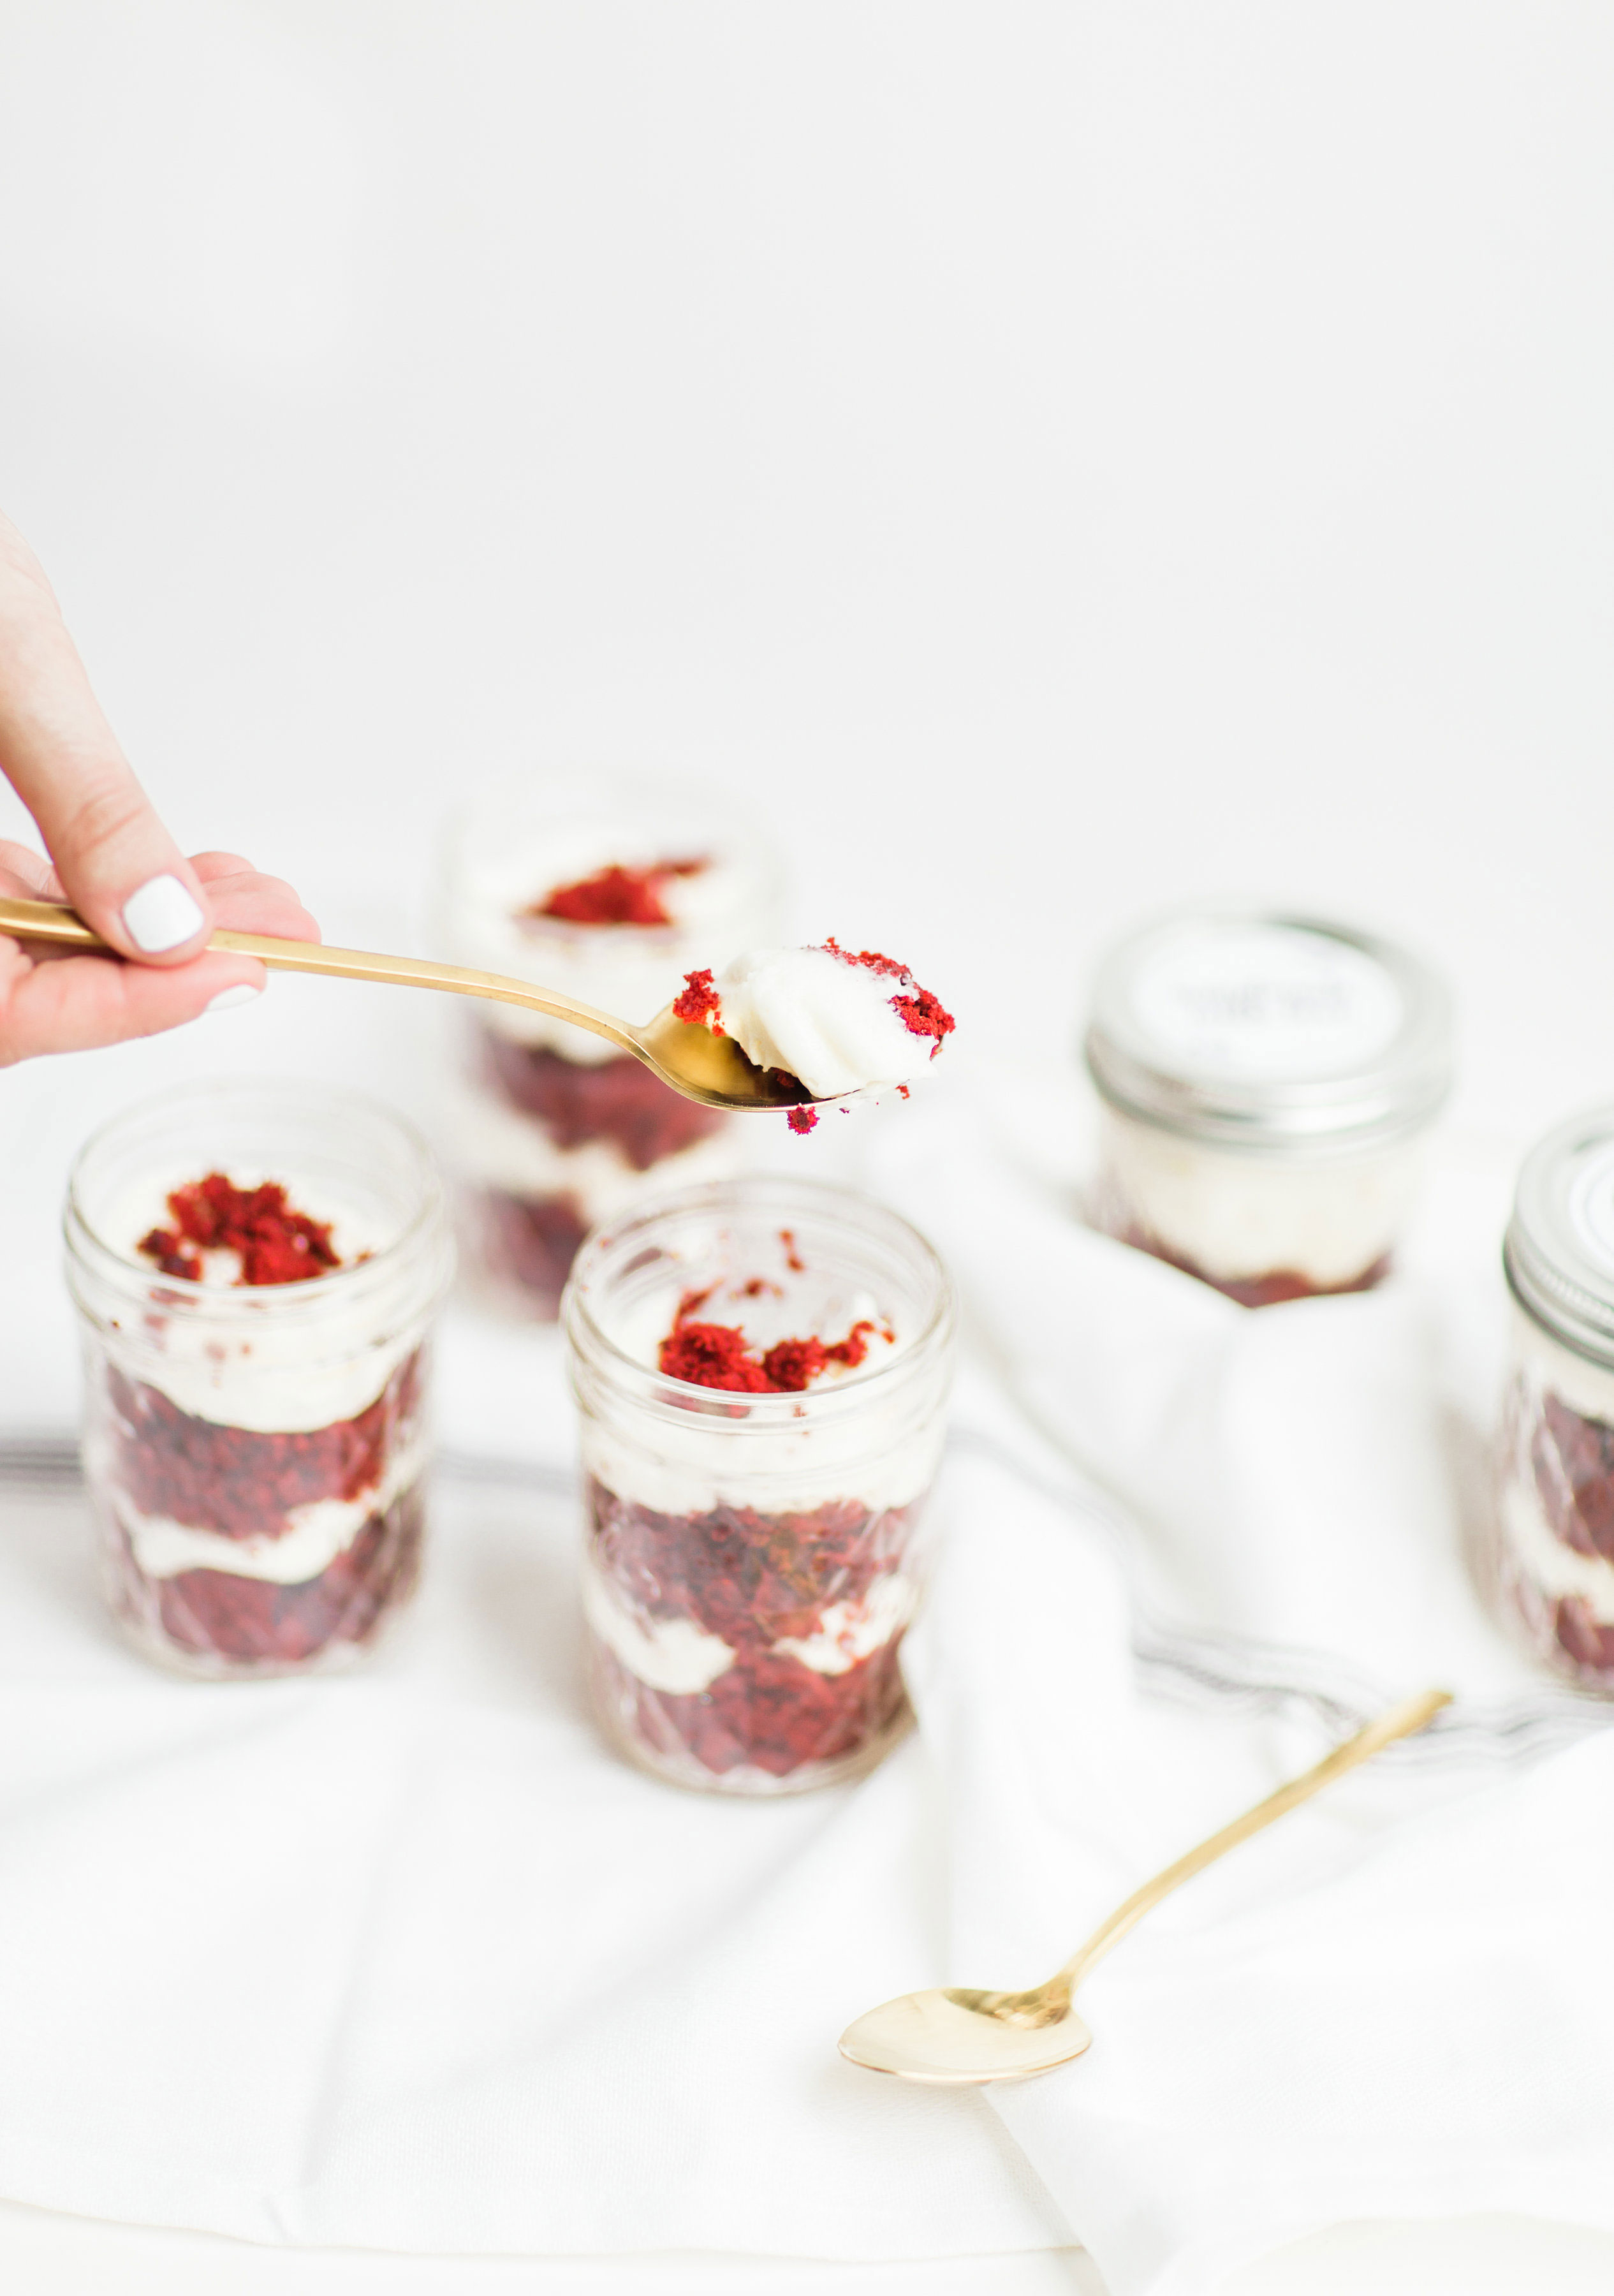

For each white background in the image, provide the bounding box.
[1,4,1611,2290]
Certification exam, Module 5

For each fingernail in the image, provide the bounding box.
[204,983,262,1014]
[123,873,206,953]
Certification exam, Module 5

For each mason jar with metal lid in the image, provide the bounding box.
[1495,1108,1614,1692]
[1083,907,1453,1305]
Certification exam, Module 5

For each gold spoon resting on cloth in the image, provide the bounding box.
[839,1686,1453,2086]
[0,895,813,1115]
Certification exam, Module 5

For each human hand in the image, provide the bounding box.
[0,843,318,1066]
[0,511,318,1066]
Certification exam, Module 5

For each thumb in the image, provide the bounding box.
[0,515,211,962]
[24,757,213,963]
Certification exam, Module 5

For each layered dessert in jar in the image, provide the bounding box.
[562,1177,955,1793]
[438,785,780,1316]
[64,1082,452,1678]
[1495,1108,1614,1692]
[1083,908,1452,1304]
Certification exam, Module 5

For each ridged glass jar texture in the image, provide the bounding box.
[1084,908,1453,1305]
[1494,1106,1614,1694]
[562,1177,955,1795]
[64,1080,453,1679]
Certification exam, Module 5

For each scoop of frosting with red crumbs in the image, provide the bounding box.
[674,940,955,1101]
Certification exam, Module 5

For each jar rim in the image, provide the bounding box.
[1083,902,1453,1153]
[1504,1103,1614,1371]
[62,1076,450,1322]
[561,1174,955,1422]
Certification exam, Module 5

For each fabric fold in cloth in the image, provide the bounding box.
[881,1112,1614,2295]
[0,1461,1070,2264]
[4,1100,1614,2290]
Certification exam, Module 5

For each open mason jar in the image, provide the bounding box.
[437,779,781,1319]
[562,1177,955,1795]
[64,1080,453,1679]
[1083,908,1453,1304]
[1495,1108,1614,1693]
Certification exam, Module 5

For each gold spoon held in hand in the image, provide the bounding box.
[0,896,812,1115]
[839,1687,1453,2086]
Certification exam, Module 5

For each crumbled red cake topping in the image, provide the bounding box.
[138,1174,341,1289]
[657,1291,880,1394]
[890,984,955,1047]
[781,1229,805,1272]
[760,1323,876,1392]
[658,1320,772,1392]
[787,1106,818,1135]
[673,968,724,1028]
[532,858,707,927]
[820,936,956,1055]
[821,937,907,980]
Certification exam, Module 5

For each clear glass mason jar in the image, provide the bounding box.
[1083,906,1453,1305]
[1495,1107,1614,1693]
[437,777,782,1320]
[562,1176,956,1795]
[64,1080,453,1680]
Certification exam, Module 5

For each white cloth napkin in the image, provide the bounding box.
[878,1112,1614,2296]
[4,1075,1613,2290]
[0,1420,1067,2263]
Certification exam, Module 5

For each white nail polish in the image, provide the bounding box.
[203,983,262,1014]
[123,874,206,953]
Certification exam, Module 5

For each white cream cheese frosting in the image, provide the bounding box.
[98,1170,418,1433]
[704,946,946,1101]
[580,1559,916,1695]
[581,1561,735,1694]
[1499,1476,1614,1625]
[772,1573,918,1675]
[1098,1107,1421,1288]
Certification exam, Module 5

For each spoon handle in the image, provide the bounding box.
[1057,1688,1451,1994]
[0,895,635,1050]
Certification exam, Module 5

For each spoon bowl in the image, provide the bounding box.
[839,1688,1452,2087]
[0,897,815,1114]
[839,1989,1093,2086]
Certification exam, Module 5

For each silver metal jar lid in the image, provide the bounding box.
[1504,1107,1614,1370]
[1083,906,1454,1154]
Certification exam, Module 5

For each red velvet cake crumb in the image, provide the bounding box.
[821,937,907,981]
[890,985,955,1049]
[673,968,724,1028]
[103,1353,427,1672]
[787,1107,818,1136]
[483,1036,724,1170]
[588,1480,916,1778]
[657,1293,879,1394]
[659,1321,774,1393]
[819,936,956,1055]
[138,1174,341,1288]
[532,858,707,927]
[759,1321,876,1392]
